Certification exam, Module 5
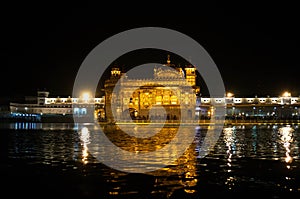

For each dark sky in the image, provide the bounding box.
[1,3,299,102]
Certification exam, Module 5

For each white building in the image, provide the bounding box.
[9,91,105,121]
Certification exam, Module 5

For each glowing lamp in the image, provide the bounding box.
[227,92,234,98]
[282,91,291,97]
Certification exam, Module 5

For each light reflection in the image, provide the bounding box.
[147,127,198,196]
[278,125,294,167]
[252,127,258,154]
[79,127,90,164]
[223,127,235,170]
[223,127,238,190]
[12,122,38,130]
[176,143,198,194]
[225,176,236,190]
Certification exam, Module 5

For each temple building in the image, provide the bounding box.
[104,55,200,122]
[7,55,300,123]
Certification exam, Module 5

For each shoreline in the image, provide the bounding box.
[1,119,300,125]
[1,120,298,130]
[1,111,300,125]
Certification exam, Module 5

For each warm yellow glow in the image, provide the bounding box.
[223,127,234,171]
[282,91,291,97]
[82,146,89,164]
[279,126,294,165]
[227,92,234,98]
[279,126,293,143]
[134,110,138,117]
[81,127,89,140]
[210,107,214,116]
[80,127,90,164]
[184,189,196,194]
[285,154,293,164]
[82,92,90,101]
[156,96,162,104]
[111,68,121,76]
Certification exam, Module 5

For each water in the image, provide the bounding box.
[0,122,300,198]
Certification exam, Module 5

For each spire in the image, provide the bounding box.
[163,54,175,67]
[167,54,171,64]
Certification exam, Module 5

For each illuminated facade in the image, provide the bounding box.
[9,91,105,121]
[104,56,300,122]
[200,93,300,119]
[104,56,200,122]
[8,55,300,122]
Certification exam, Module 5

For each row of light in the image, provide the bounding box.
[226,91,292,98]
[82,91,293,100]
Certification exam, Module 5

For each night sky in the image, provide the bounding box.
[1,3,299,103]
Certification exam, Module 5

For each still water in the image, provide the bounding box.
[0,122,300,198]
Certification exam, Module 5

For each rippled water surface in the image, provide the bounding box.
[0,122,300,198]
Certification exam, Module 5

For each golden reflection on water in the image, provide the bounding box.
[223,127,237,190]
[223,127,235,171]
[76,124,299,196]
[178,142,198,194]
[83,124,200,196]
[148,140,198,196]
[102,125,179,153]
[79,127,90,164]
[6,122,300,197]
[278,125,294,168]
